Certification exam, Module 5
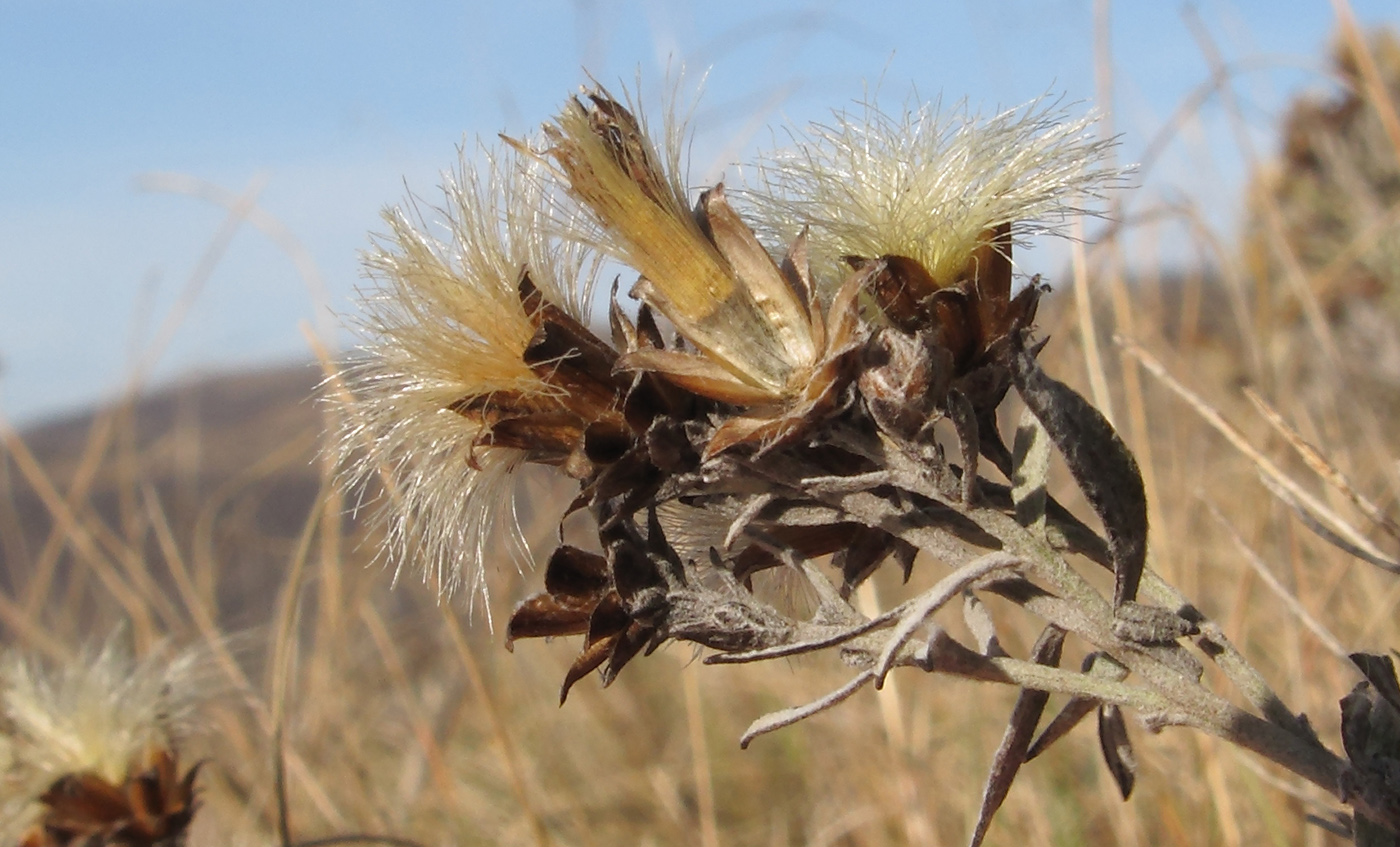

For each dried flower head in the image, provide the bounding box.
[745,95,1123,291]
[337,143,600,607]
[0,637,210,847]
[538,90,821,403]
[335,83,1129,622]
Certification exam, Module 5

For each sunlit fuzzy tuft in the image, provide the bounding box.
[337,143,595,610]
[745,96,1126,290]
[0,637,208,841]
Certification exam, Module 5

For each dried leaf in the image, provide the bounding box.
[617,348,780,406]
[969,625,1066,847]
[544,545,610,596]
[560,636,617,703]
[947,387,980,504]
[1098,704,1137,800]
[867,254,941,334]
[1026,652,1127,760]
[698,183,814,366]
[1011,407,1051,533]
[1008,346,1147,609]
[506,594,596,644]
[961,591,1006,657]
[781,227,822,347]
[740,670,876,749]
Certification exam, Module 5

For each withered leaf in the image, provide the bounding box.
[834,526,908,598]
[585,592,632,647]
[1008,345,1148,609]
[1011,408,1051,533]
[947,387,980,504]
[781,228,823,348]
[698,184,811,354]
[610,538,663,605]
[507,595,597,644]
[582,417,634,465]
[507,548,612,646]
[31,752,200,847]
[1026,652,1127,761]
[600,621,654,686]
[966,223,1014,323]
[41,773,129,827]
[969,625,1066,847]
[486,413,585,459]
[617,348,780,406]
[867,254,940,334]
[1098,704,1137,800]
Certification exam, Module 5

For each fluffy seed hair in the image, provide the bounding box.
[0,637,208,841]
[336,142,596,611]
[745,95,1126,289]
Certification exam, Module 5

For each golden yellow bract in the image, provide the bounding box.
[541,90,818,400]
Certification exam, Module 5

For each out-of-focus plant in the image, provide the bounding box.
[1244,27,1400,370]
[0,636,208,847]
[335,82,1400,843]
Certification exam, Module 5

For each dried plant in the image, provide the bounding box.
[1244,27,1400,317]
[335,83,1400,842]
[0,635,211,847]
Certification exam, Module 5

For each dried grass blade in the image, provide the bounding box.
[1119,336,1392,564]
[1203,498,1350,661]
[1244,386,1400,543]
[1256,475,1400,575]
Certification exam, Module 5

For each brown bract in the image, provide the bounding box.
[506,537,667,704]
[20,751,199,847]
[856,223,1044,474]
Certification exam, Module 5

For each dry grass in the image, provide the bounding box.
[4,13,1400,847]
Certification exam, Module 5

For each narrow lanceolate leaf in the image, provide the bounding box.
[947,387,981,504]
[1007,346,1147,609]
[961,591,1006,657]
[969,625,1066,847]
[1011,407,1051,534]
[1097,704,1137,800]
[1026,652,1127,761]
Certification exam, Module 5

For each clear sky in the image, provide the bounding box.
[1,1,1396,425]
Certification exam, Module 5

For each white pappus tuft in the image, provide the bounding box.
[0,636,210,841]
[744,95,1129,291]
[334,141,597,615]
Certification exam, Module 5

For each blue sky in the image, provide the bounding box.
[1,1,1396,425]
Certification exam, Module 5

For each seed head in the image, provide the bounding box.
[745,95,1125,290]
[0,636,210,846]
[336,143,597,609]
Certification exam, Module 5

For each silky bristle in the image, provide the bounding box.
[745,95,1128,290]
[0,637,211,842]
[335,142,593,606]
